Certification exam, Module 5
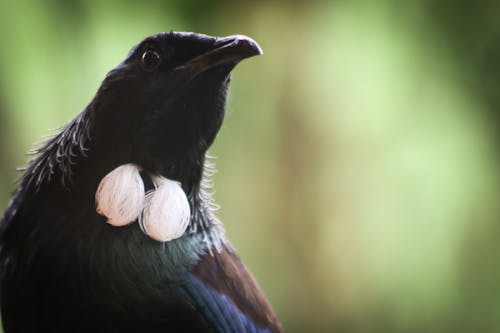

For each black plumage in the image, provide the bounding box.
[0,32,282,333]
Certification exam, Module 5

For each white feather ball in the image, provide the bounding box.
[95,164,145,226]
[138,176,191,242]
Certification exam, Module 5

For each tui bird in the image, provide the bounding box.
[0,32,283,333]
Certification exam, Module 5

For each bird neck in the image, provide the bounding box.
[185,157,227,253]
[20,107,92,190]
[17,106,228,253]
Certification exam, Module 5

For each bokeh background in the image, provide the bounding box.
[1,1,500,332]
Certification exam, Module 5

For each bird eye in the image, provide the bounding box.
[141,49,161,71]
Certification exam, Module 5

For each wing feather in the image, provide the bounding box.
[184,249,282,333]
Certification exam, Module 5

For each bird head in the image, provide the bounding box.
[90,32,262,188]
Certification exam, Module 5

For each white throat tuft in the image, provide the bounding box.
[138,176,191,242]
[95,164,145,226]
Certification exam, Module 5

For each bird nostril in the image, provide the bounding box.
[212,37,235,48]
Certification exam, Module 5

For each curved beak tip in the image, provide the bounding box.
[212,34,263,59]
[229,35,263,56]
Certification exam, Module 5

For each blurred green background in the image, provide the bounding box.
[1,0,500,332]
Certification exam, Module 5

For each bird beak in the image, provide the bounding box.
[173,35,263,80]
